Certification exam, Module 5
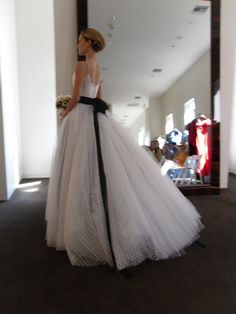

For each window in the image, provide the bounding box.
[138,126,145,146]
[184,98,196,126]
[165,113,174,134]
[214,90,220,122]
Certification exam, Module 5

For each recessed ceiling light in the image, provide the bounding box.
[112,16,117,20]
[192,6,209,14]
[127,103,140,107]
[152,68,163,73]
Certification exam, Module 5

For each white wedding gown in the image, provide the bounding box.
[45,73,204,270]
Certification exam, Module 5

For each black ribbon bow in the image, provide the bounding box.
[79,96,108,114]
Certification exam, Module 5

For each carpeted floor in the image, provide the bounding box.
[0,175,235,314]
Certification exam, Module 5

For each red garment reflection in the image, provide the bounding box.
[195,118,212,176]
[186,117,212,176]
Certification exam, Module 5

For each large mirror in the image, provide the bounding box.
[77,0,220,195]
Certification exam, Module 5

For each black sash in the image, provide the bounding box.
[79,97,130,279]
[80,96,108,114]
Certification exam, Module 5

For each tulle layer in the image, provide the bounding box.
[45,103,204,270]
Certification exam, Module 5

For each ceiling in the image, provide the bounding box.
[88,0,211,125]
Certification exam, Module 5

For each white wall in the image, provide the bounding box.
[159,51,210,134]
[221,0,236,181]
[54,0,78,96]
[229,73,236,174]
[15,0,57,178]
[0,80,7,199]
[230,108,236,174]
[149,97,162,139]
[0,0,22,200]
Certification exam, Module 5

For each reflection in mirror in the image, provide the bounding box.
[88,0,211,186]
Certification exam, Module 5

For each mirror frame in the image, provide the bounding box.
[76,0,221,195]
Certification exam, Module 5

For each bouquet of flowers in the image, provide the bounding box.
[56,95,71,110]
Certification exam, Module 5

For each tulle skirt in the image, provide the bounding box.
[45,102,204,270]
